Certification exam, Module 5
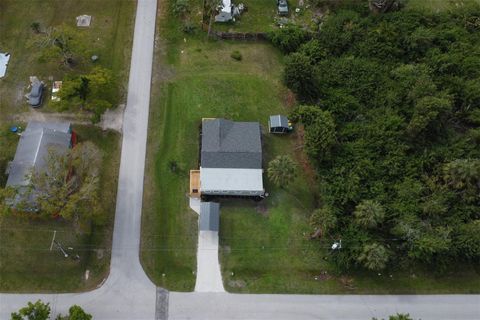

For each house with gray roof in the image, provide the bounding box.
[6,121,72,209]
[190,118,265,199]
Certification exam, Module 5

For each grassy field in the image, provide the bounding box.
[0,0,132,292]
[0,127,121,292]
[141,38,295,291]
[0,0,135,117]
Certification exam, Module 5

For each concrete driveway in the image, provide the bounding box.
[195,231,225,292]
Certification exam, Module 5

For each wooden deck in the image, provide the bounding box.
[190,170,200,198]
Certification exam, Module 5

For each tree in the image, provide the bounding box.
[357,243,389,271]
[372,313,415,320]
[36,25,89,67]
[54,67,116,114]
[310,206,337,237]
[407,94,452,136]
[284,53,318,102]
[56,305,92,320]
[21,142,102,229]
[354,200,385,229]
[268,26,311,54]
[203,0,222,38]
[443,159,480,191]
[267,155,297,188]
[11,300,50,320]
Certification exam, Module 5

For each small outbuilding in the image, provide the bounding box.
[268,114,291,134]
[76,15,92,27]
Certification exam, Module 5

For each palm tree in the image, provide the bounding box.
[357,243,389,271]
[354,200,385,229]
[267,155,297,188]
[443,159,480,190]
[310,206,337,237]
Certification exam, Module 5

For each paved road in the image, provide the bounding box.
[169,293,480,320]
[0,0,158,318]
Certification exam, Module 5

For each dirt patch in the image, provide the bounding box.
[12,106,124,133]
[100,103,125,132]
[255,202,269,217]
[293,126,317,185]
[339,276,355,290]
[313,271,332,281]
[283,89,296,109]
[12,109,91,125]
[228,279,246,288]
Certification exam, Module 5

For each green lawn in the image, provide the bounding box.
[141,29,301,290]
[0,127,120,292]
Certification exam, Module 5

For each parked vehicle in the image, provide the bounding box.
[28,82,44,107]
[277,0,288,15]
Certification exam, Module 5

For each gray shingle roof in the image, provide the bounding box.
[199,202,220,231]
[6,121,71,207]
[201,119,262,169]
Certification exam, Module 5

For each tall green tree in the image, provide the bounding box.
[36,25,89,67]
[354,200,385,229]
[357,243,390,271]
[11,300,50,320]
[310,206,337,237]
[57,305,93,320]
[267,155,297,188]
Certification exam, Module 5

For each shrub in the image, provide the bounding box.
[182,20,197,34]
[230,50,242,61]
[267,26,311,53]
[173,0,189,16]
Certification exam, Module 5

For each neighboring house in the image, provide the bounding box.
[6,121,73,209]
[190,118,265,199]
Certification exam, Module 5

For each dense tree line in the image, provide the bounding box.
[270,3,480,272]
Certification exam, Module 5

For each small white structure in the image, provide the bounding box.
[0,52,11,78]
[51,81,62,101]
[76,15,92,27]
[215,0,233,22]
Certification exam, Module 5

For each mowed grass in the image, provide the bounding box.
[0,0,135,117]
[0,127,121,292]
[141,37,302,291]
